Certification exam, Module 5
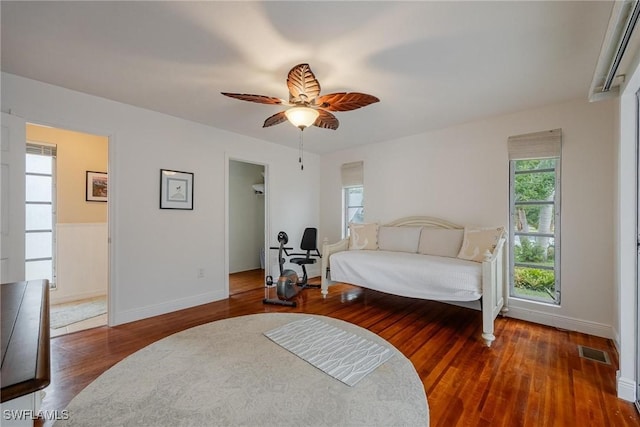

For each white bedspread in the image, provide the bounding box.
[329,250,482,301]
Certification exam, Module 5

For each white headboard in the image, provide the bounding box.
[383,216,462,230]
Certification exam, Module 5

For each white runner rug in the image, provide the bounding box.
[264,317,393,386]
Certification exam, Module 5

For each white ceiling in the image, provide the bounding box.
[1,1,613,154]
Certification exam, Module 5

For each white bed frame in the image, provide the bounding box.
[321,216,508,347]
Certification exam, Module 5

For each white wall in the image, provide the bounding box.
[2,72,320,325]
[229,160,264,273]
[320,97,616,338]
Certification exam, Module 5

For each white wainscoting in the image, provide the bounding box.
[52,222,107,304]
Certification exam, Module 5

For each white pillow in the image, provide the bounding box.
[418,228,464,258]
[377,226,422,253]
[349,222,379,250]
[457,226,505,262]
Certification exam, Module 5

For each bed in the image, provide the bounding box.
[321,216,508,347]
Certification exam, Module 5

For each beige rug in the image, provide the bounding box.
[55,313,429,426]
[50,296,107,329]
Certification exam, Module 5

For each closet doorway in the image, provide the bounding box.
[228,159,266,295]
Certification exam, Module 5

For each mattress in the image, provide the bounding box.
[329,250,482,301]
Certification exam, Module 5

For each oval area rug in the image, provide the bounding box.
[55,313,429,426]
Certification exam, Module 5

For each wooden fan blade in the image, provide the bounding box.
[315,92,380,111]
[221,92,284,105]
[287,64,321,104]
[263,111,288,128]
[313,110,339,130]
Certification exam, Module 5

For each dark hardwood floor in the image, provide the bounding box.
[229,268,265,295]
[39,273,639,426]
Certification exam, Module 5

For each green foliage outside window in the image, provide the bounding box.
[514,238,546,263]
[514,267,555,293]
[514,159,555,229]
[512,159,557,301]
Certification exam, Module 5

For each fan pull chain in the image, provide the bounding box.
[298,130,304,170]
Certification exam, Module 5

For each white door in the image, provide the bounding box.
[1,112,26,283]
[636,88,640,414]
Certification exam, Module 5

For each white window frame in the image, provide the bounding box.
[509,158,561,304]
[25,142,57,289]
[342,185,364,239]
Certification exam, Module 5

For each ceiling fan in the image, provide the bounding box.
[221,63,379,131]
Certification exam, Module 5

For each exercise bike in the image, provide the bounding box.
[263,229,321,307]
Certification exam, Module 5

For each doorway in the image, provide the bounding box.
[25,124,109,336]
[228,159,266,295]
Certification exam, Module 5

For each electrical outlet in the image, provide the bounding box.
[197,268,204,278]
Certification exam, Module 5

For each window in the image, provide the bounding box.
[508,130,561,304]
[341,161,364,238]
[25,143,57,289]
[343,186,364,237]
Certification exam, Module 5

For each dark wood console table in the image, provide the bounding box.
[1,280,51,404]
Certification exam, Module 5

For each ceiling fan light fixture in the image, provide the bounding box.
[284,106,319,129]
[222,63,379,132]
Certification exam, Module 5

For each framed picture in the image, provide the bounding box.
[86,171,108,202]
[160,169,194,210]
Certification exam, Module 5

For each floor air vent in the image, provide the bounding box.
[577,345,611,365]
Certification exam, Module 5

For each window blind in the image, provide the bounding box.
[508,128,561,160]
[341,161,363,187]
[26,142,57,157]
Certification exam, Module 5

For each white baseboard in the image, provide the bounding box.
[505,305,613,339]
[50,290,106,305]
[617,371,637,402]
[111,289,227,326]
